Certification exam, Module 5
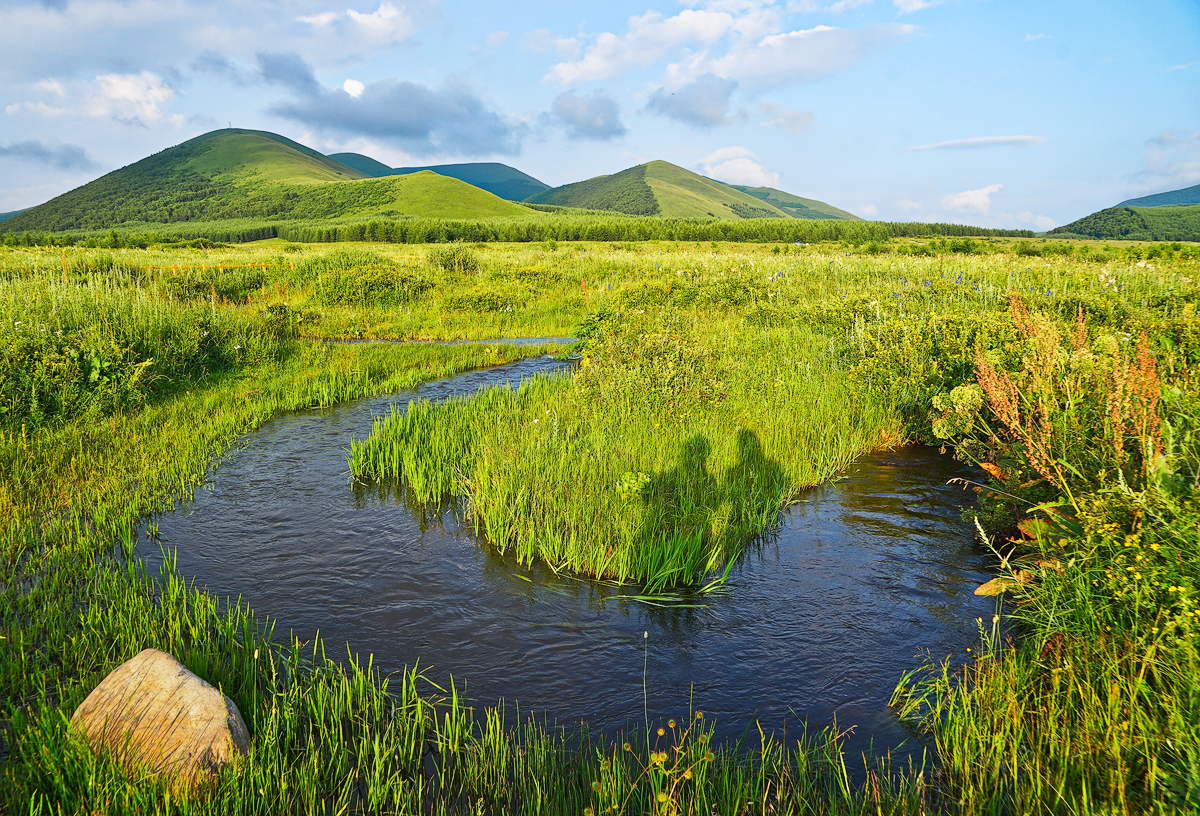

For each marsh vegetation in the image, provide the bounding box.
[1,234,1198,812]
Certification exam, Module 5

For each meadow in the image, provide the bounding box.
[1,234,1198,813]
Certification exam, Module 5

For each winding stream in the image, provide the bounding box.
[141,354,996,757]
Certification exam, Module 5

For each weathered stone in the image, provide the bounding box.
[71,648,249,783]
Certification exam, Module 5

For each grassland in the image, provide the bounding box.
[2,235,1199,812]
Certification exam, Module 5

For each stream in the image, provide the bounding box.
[141,353,996,758]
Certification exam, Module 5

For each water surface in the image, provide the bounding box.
[144,355,995,756]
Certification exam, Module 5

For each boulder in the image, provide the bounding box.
[71,648,249,783]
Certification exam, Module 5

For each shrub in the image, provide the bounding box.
[442,282,528,312]
[428,243,481,274]
[315,263,432,307]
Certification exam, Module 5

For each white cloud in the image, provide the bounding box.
[546,8,734,84]
[487,30,509,48]
[299,2,414,46]
[942,183,1002,215]
[299,11,339,27]
[908,135,1046,150]
[700,146,779,187]
[757,101,813,133]
[858,204,877,216]
[896,199,922,212]
[670,23,913,88]
[894,0,935,12]
[1024,33,1048,42]
[87,71,176,123]
[829,0,874,11]
[343,79,365,98]
[6,100,69,117]
[1168,64,1192,71]
[36,79,66,96]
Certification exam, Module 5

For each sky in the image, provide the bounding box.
[0,0,1197,228]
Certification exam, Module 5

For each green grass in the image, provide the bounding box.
[2,238,1199,812]
[642,161,788,219]
[349,315,896,589]
[1,131,532,234]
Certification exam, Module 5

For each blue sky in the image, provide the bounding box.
[1,0,1197,228]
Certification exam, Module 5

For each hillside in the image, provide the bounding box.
[1048,204,1200,242]
[0,210,24,223]
[1118,183,1200,208]
[726,185,859,220]
[525,161,799,219]
[2,130,531,232]
[327,154,550,202]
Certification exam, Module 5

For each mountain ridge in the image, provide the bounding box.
[327,153,550,202]
[1,129,532,232]
[1117,183,1200,208]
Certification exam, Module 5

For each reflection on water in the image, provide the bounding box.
[143,356,995,757]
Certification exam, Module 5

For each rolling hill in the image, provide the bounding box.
[327,154,550,202]
[725,185,859,220]
[1048,204,1200,242]
[0,210,24,223]
[1118,183,1200,208]
[526,161,855,220]
[2,129,532,232]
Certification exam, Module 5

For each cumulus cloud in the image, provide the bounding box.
[908,135,1046,150]
[700,146,779,187]
[894,0,936,12]
[942,183,1002,215]
[550,90,626,140]
[487,30,509,48]
[269,78,525,157]
[546,3,911,90]
[343,79,365,98]
[686,23,913,87]
[757,101,813,133]
[257,52,320,96]
[646,74,738,127]
[0,139,98,170]
[86,71,178,125]
[546,8,735,84]
[299,2,414,46]
[858,204,877,216]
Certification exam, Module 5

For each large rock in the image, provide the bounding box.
[71,648,249,783]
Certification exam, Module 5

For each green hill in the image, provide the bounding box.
[1048,204,1200,242]
[0,210,24,223]
[327,154,550,202]
[726,185,859,220]
[2,129,532,232]
[1118,183,1200,208]
[525,161,803,219]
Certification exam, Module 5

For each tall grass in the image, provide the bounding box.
[350,315,897,589]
